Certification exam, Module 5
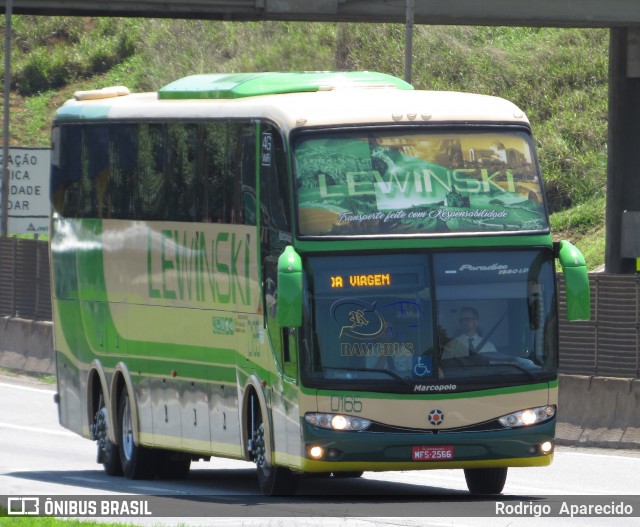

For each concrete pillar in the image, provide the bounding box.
[606,28,640,273]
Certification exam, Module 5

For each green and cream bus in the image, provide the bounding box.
[49,71,590,495]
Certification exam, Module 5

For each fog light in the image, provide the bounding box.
[540,441,554,454]
[308,445,324,459]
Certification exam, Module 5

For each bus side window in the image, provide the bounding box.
[259,124,291,251]
[166,123,199,222]
[55,125,82,218]
[202,122,230,223]
[242,124,257,226]
[77,126,109,219]
[136,124,166,221]
[227,121,257,226]
[109,124,137,219]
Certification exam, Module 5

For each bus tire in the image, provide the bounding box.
[463,467,508,495]
[332,471,364,479]
[249,407,298,495]
[95,399,122,476]
[117,387,157,480]
[158,451,191,480]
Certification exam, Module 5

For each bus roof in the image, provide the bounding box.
[158,71,413,99]
[56,71,530,131]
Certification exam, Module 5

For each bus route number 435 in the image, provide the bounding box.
[412,445,455,461]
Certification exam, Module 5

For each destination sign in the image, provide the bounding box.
[330,273,391,288]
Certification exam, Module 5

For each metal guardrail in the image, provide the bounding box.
[0,237,51,320]
[1,238,639,377]
[558,274,640,378]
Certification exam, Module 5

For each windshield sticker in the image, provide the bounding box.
[331,298,433,378]
[295,132,547,236]
[337,303,388,340]
[412,356,433,377]
[261,132,273,167]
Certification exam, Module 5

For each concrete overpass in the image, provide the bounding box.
[3,0,640,272]
[2,1,640,26]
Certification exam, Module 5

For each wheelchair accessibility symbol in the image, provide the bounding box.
[412,356,432,377]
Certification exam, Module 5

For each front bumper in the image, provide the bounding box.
[296,417,555,473]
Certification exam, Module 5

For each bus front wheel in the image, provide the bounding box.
[249,408,298,495]
[332,471,364,478]
[117,387,156,479]
[464,467,508,494]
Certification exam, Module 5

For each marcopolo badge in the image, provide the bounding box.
[428,409,445,426]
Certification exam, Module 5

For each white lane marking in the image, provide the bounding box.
[560,450,640,462]
[65,476,105,484]
[0,422,77,437]
[131,485,174,493]
[0,381,56,394]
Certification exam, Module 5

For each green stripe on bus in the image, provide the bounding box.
[301,382,552,400]
[293,233,554,253]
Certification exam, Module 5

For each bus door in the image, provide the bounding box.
[259,123,299,460]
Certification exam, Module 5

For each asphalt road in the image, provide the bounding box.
[1,373,639,526]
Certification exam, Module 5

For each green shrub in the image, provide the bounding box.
[16,47,70,95]
[5,17,609,262]
[8,17,142,96]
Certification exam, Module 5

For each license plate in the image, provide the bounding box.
[412,445,454,461]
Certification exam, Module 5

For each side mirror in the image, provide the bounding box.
[555,240,591,321]
[277,246,303,328]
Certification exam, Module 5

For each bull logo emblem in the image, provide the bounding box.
[333,300,387,340]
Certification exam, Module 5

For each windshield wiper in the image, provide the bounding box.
[485,360,539,380]
[442,355,539,380]
[321,366,412,385]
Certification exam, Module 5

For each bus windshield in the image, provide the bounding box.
[294,129,547,236]
[302,249,557,393]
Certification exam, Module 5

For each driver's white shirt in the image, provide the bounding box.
[442,333,497,359]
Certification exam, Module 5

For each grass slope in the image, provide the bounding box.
[0,18,608,268]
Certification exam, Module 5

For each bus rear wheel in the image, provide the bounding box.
[332,471,364,478]
[117,387,157,479]
[249,410,298,495]
[157,451,191,480]
[464,467,508,495]
[94,395,122,476]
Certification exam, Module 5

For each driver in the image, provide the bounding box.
[442,306,497,359]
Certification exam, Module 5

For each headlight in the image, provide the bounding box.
[305,413,371,431]
[499,405,556,428]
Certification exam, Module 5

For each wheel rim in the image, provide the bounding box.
[95,406,109,449]
[121,396,134,461]
[250,423,268,473]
